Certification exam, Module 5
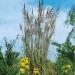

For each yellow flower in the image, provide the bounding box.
[64,69,68,73]
[21,58,25,62]
[21,62,26,68]
[24,58,29,64]
[62,64,71,69]
[66,65,71,68]
[20,68,25,74]
[20,58,29,69]
[62,64,71,74]
[34,68,40,74]
[21,58,29,65]
[25,65,29,70]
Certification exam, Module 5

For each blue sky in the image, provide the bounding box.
[0,0,75,61]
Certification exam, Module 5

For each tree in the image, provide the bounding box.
[20,0,59,75]
[51,5,75,75]
[52,26,75,75]
[66,5,75,26]
[0,46,7,75]
[4,37,19,75]
[66,4,75,75]
[52,29,75,75]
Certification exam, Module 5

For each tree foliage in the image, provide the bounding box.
[66,5,75,26]
[0,37,19,75]
[51,5,75,75]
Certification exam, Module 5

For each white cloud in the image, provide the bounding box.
[0,0,74,61]
[49,11,73,61]
[0,0,23,41]
[54,11,72,43]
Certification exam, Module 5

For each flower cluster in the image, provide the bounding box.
[62,64,72,74]
[20,58,29,74]
[34,68,40,75]
[20,58,29,69]
[19,58,40,75]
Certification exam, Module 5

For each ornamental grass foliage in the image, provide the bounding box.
[19,0,59,75]
[0,0,75,75]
